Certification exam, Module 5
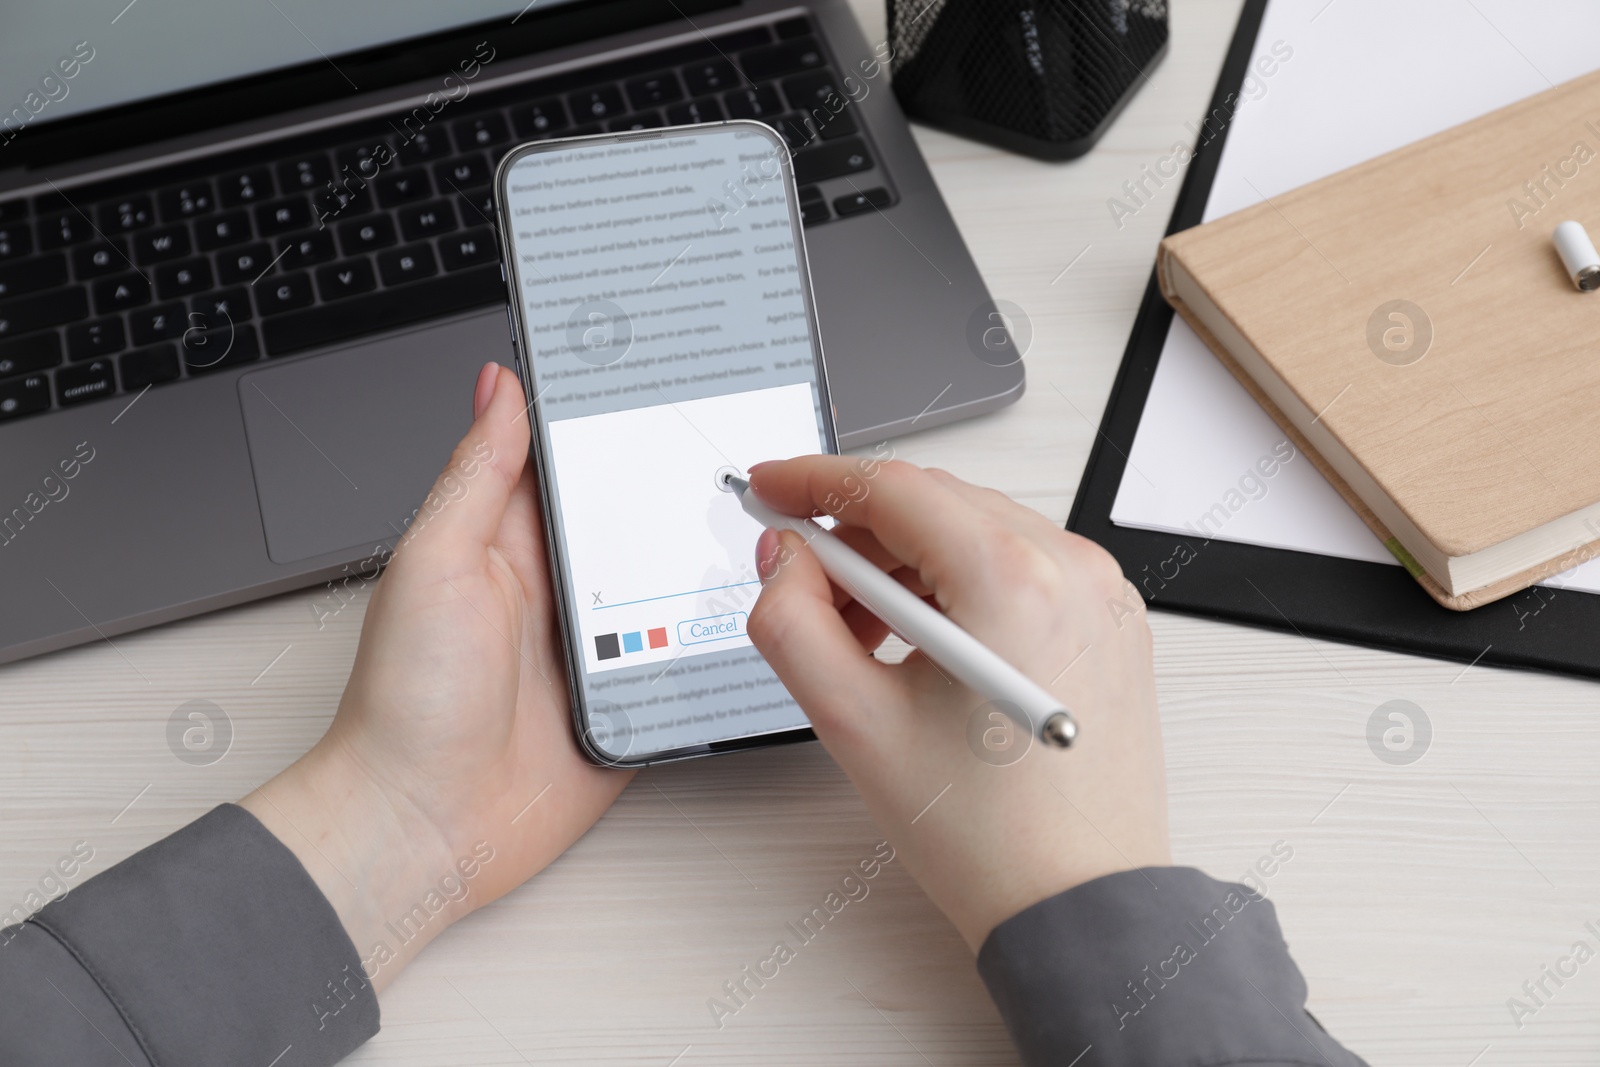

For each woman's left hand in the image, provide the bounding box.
[241,361,633,988]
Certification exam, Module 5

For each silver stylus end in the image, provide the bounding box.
[1041,710,1078,748]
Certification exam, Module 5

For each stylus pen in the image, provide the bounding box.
[727,476,1078,748]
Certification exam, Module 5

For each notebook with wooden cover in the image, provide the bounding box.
[1156,68,1600,611]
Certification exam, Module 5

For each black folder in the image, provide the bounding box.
[1066,0,1600,679]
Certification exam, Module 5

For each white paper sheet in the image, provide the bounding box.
[1109,0,1600,593]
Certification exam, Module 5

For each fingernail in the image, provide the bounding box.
[756,528,782,583]
[472,362,499,419]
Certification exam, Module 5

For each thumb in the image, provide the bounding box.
[747,529,900,753]
[401,362,530,557]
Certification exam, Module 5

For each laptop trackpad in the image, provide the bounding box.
[239,311,511,565]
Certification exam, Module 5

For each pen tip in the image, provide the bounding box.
[725,474,749,496]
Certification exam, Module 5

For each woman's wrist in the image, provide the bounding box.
[239,736,468,992]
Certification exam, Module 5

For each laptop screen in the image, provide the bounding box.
[1,0,586,127]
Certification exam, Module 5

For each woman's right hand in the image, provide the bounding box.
[745,456,1170,951]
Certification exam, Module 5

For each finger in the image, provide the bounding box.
[403,363,529,558]
[747,456,1003,599]
[748,529,900,747]
[831,525,932,595]
[922,467,1069,554]
[825,525,932,611]
[839,598,891,651]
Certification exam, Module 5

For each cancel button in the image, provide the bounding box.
[677,612,748,645]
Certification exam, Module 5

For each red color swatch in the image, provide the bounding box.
[648,627,668,648]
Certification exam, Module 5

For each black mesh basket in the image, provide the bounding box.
[889,0,1168,161]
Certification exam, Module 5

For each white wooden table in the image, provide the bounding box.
[6,1,1598,1063]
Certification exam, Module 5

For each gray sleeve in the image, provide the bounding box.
[976,866,1366,1067]
[0,803,379,1067]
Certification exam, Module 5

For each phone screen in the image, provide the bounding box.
[496,122,835,765]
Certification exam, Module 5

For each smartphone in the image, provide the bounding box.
[494,121,837,767]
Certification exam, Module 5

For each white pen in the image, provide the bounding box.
[724,473,1078,748]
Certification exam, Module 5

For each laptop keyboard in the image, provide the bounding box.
[0,14,892,423]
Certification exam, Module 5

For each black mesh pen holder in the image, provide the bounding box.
[889,0,1168,161]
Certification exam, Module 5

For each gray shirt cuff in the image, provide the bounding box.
[16,803,378,1066]
[976,866,1366,1067]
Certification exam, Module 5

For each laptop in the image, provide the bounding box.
[0,0,1023,665]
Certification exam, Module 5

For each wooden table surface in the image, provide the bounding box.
[6,1,1599,1063]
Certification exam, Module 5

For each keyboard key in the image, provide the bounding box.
[67,317,128,361]
[0,287,86,338]
[439,228,497,271]
[37,212,92,249]
[72,238,133,279]
[775,15,813,39]
[276,230,337,270]
[0,374,51,421]
[0,290,84,347]
[452,114,510,152]
[782,70,841,112]
[813,105,858,140]
[434,155,491,191]
[0,253,68,299]
[133,224,192,264]
[724,84,783,119]
[798,184,825,202]
[375,168,432,207]
[158,181,216,220]
[626,72,684,108]
[0,225,34,271]
[130,302,188,346]
[262,264,501,355]
[98,196,154,233]
[92,273,152,314]
[335,140,393,179]
[337,214,397,255]
[771,113,817,151]
[120,344,182,389]
[155,256,215,299]
[0,222,32,261]
[569,86,626,121]
[56,358,117,406]
[315,259,377,301]
[312,178,374,222]
[683,59,739,96]
[399,200,457,241]
[834,187,891,216]
[218,167,274,207]
[257,270,315,315]
[397,129,450,165]
[607,112,664,132]
[448,186,496,227]
[799,198,830,226]
[190,287,252,325]
[378,243,437,286]
[276,155,332,192]
[793,138,874,184]
[738,38,825,81]
[0,200,25,226]
[512,98,568,137]
[783,73,860,138]
[666,97,726,124]
[216,242,275,285]
[0,333,62,378]
[255,197,314,236]
[195,210,253,251]
[182,323,259,373]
